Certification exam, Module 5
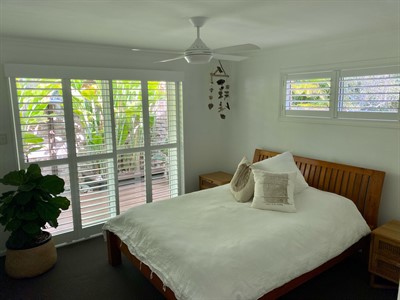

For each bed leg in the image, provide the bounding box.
[106,230,122,266]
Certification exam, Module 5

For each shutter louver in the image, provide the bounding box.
[117,152,146,212]
[113,80,144,149]
[339,74,400,114]
[15,78,67,163]
[148,81,179,201]
[152,148,179,201]
[78,159,116,227]
[71,79,113,156]
[148,81,177,145]
[286,78,331,112]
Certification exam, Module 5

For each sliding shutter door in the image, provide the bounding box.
[148,81,180,201]
[70,79,117,228]
[113,80,146,212]
[8,66,183,245]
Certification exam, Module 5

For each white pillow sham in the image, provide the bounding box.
[230,156,254,202]
[251,169,297,212]
[252,151,308,194]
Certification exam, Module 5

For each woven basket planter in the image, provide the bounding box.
[5,234,57,279]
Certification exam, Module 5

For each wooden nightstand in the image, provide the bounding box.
[369,220,400,288]
[199,171,233,190]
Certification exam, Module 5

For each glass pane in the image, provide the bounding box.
[41,164,73,235]
[113,80,144,150]
[78,159,116,227]
[339,74,400,113]
[148,81,177,146]
[71,79,113,156]
[16,78,67,163]
[286,78,331,111]
[117,152,146,213]
[152,148,179,201]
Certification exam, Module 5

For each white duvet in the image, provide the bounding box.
[103,185,370,300]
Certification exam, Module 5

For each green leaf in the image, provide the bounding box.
[27,146,44,153]
[49,196,70,210]
[16,211,38,221]
[14,191,33,205]
[26,164,42,179]
[38,175,65,195]
[0,170,26,186]
[0,192,15,204]
[48,219,58,228]
[36,201,60,222]
[2,205,15,219]
[22,133,44,144]
[18,182,36,192]
[22,222,41,235]
[5,219,22,231]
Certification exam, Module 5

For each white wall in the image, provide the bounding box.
[0,30,398,252]
[0,37,227,251]
[223,31,400,225]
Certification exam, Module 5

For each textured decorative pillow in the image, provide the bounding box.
[252,151,308,194]
[230,156,254,202]
[251,169,297,212]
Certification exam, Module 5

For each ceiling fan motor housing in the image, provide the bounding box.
[184,37,212,64]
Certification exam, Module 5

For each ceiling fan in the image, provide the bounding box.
[132,17,260,64]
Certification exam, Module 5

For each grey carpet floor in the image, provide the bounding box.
[0,236,398,300]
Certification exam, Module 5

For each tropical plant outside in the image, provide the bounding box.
[16,78,171,179]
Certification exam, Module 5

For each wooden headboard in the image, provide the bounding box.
[253,149,385,229]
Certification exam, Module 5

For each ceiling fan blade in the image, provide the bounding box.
[212,53,248,62]
[132,48,182,55]
[213,43,260,54]
[155,56,186,63]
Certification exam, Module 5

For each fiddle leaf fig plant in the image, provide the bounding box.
[0,164,70,249]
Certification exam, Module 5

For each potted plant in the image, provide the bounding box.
[0,164,70,278]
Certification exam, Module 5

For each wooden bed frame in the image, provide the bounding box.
[106,149,385,300]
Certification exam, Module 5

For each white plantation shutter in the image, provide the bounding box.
[283,66,400,121]
[338,68,400,120]
[14,78,68,162]
[284,72,333,118]
[7,64,183,246]
[113,80,144,149]
[148,81,179,201]
[117,152,146,213]
[78,159,116,227]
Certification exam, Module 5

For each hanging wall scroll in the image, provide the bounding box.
[208,61,230,119]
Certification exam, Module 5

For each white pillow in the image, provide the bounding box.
[252,151,308,194]
[230,156,254,202]
[251,169,297,212]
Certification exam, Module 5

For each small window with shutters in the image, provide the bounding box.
[282,65,400,122]
[338,67,400,120]
[283,72,334,118]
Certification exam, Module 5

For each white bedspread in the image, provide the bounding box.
[103,185,370,300]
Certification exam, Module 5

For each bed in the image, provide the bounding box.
[103,149,385,299]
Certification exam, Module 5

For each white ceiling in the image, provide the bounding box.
[1,0,398,54]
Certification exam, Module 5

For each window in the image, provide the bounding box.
[282,66,400,121]
[6,64,183,244]
[284,72,333,118]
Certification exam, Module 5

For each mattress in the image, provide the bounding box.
[103,185,370,300]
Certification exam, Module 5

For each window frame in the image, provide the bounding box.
[281,63,400,123]
[5,64,184,244]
